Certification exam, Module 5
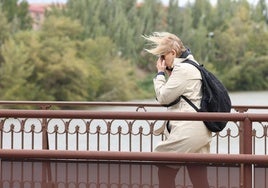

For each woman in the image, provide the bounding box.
[143,32,212,188]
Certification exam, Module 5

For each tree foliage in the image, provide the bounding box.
[0,0,267,102]
[0,0,32,31]
[0,14,140,101]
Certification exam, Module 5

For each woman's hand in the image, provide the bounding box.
[165,69,172,76]
[156,57,172,76]
[156,57,166,72]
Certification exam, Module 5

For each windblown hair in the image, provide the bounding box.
[143,32,186,57]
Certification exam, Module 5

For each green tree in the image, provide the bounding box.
[0,7,11,63]
[36,16,89,101]
[191,0,212,29]
[224,56,268,91]
[0,6,11,41]
[209,0,233,30]
[165,2,194,54]
[135,0,166,69]
[65,0,141,45]
[211,2,252,72]
[77,36,141,101]
[0,16,89,101]
[1,0,268,101]
[59,0,166,66]
[0,11,144,101]
[0,0,32,31]
[17,0,32,30]
[246,23,268,56]
[252,0,268,23]
[0,34,36,100]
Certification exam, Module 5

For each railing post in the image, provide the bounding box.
[42,117,49,150]
[41,112,54,188]
[0,158,2,188]
[240,117,252,188]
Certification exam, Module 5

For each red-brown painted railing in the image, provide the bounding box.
[0,100,268,112]
[0,101,268,188]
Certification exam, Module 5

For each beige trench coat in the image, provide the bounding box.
[153,55,212,154]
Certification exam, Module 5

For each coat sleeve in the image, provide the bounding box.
[153,63,201,106]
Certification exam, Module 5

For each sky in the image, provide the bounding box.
[23,0,264,6]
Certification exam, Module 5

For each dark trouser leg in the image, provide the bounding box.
[157,165,179,188]
[187,165,210,188]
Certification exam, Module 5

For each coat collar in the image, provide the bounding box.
[173,54,198,66]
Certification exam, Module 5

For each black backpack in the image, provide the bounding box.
[182,60,232,132]
[164,59,232,132]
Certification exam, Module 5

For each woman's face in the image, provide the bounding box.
[161,50,176,68]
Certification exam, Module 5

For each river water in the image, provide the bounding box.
[152,90,268,108]
[230,90,268,106]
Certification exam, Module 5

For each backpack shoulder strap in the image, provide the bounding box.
[161,96,181,107]
[181,95,199,111]
[181,59,202,112]
[182,59,202,70]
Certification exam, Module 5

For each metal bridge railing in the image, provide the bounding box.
[0,101,268,188]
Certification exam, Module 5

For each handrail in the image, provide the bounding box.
[0,109,267,121]
[0,101,161,109]
[0,100,268,111]
[0,149,267,165]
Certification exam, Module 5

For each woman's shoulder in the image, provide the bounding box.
[173,59,201,78]
[174,59,199,71]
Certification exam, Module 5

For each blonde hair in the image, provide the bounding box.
[143,32,186,57]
